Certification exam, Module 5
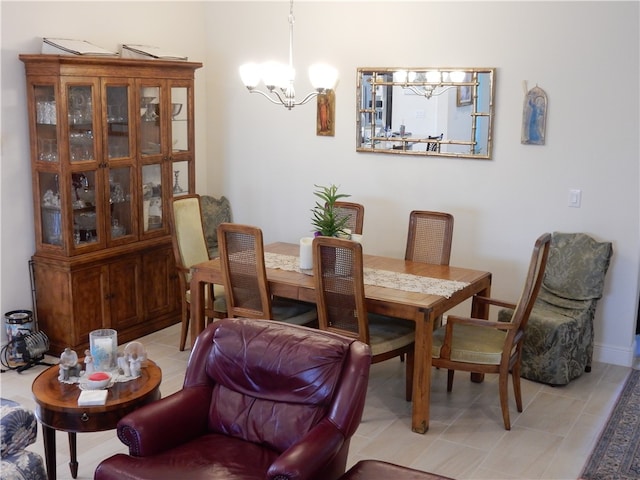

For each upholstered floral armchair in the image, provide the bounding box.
[0,398,47,480]
[499,232,613,385]
[200,195,231,259]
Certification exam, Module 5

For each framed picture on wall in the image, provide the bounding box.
[317,91,335,136]
[457,73,472,107]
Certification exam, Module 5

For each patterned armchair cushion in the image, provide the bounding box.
[0,398,47,480]
[200,195,231,258]
[1,399,37,457]
[542,232,612,301]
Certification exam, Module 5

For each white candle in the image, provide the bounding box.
[299,237,313,270]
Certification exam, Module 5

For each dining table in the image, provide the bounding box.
[189,241,492,434]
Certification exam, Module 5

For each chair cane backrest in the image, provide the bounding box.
[217,223,272,319]
[506,233,552,336]
[405,210,454,265]
[333,202,365,235]
[313,236,370,344]
[171,195,210,283]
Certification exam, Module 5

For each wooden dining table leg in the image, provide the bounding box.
[189,271,206,348]
[411,307,433,434]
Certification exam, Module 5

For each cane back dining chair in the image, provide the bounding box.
[333,202,365,235]
[170,195,227,351]
[425,134,443,152]
[432,233,551,430]
[405,210,454,265]
[313,236,415,401]
[404,210,454,332]
[217,223,317,326]
[497,232,613,385]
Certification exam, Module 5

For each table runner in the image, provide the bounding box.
[264,252,468,299]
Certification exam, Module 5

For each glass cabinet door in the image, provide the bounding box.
[170,84,193,196]
[171,160,189,197]
[38,172,62,246]
[71,170,100,246]
[106,85,131,160]
[141,164,164,233]
[108,167,133,241]
[170,86,188,153]
[140,85,161,156]
[34,84,59,164]
[67,84,95,163]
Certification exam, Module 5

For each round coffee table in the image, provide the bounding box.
[32,360,162,480]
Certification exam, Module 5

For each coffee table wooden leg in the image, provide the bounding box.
[41,424,56,480]
[68,432,78,478]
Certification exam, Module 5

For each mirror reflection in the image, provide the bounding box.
[356,67,495,159]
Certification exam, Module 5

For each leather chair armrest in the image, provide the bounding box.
[267,418,345,480]
[117,386,212,457]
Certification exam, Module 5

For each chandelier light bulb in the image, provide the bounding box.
[450,70,466,83]
[309,63,338,91]
[239,63,261,89]
[425,70,442,84]
[393,70,408,83]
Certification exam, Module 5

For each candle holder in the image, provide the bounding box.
[89,329,118,372]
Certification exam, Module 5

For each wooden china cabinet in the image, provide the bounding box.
[19,54,202,355]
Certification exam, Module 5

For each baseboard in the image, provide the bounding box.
[594,340,636,367]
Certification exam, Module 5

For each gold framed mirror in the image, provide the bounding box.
[356,67,496,159]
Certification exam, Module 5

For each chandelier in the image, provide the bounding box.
[239,0,338,110]
[392,70,467,99]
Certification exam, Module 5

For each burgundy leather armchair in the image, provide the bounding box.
[94,318,372,480]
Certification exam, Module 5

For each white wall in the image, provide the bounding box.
[2,1,639,367]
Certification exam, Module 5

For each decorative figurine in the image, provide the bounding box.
[117,353,131,377]
[84,349,94,375]
[129,356,141,377]
[58,347,80,381]
[124,341,147,364]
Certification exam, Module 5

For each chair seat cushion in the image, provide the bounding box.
[272,299,318,326]
[94,433,278,480]
[432,324,506,365]
[186,284,227,313]
[368,314,414,356]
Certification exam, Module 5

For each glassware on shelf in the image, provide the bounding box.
[173,170,183,194]
[171,103,182,119]
[38,138,58,162]
[141,96,157,121]
[111,219,125,238]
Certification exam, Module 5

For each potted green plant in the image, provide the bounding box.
[311,184,351,237]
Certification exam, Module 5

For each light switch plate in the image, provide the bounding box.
[568,189,582,208]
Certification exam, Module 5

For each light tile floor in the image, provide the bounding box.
[1,323,634,480]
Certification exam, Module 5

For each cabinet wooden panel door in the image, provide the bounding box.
[71,266,108,346]
[109,256,143,331]
[142,245,177,319]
